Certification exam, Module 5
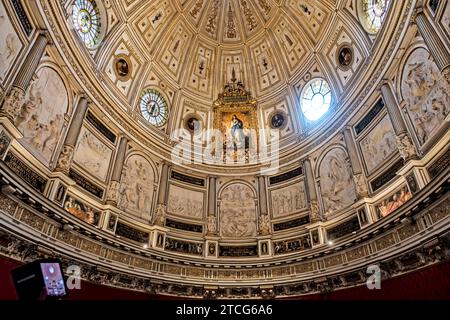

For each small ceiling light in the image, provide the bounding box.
[143,244,148,249]
[327,241,334,246]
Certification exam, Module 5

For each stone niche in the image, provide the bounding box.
[118,154,156,221]
[401,47,449,148]
[219,183,257,238]
[318,147,357,217]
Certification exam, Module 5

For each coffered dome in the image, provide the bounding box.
[0,0,449,300]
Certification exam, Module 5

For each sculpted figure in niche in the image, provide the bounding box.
[219,183,257,238]
[319,148,357,216]
[118,155,154,220]
[402,48,450,146]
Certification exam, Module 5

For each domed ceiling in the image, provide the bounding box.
[99,0,338,100]
[64,0,372,114]
[53,0,386,174]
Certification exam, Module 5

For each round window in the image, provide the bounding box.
[300,79,332,121]
[139,89,169,127]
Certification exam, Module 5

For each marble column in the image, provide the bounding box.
[55,96,89,174]
[206,176,217,235]
[106,136,128,205]
[343,127,368,198]
[154,161,170,226]
[415,10,450,73]
[304,158,321,222]
[380,81,417,160]
[258,176,268,215]
[257,176,271,236]
[1,32,49,121]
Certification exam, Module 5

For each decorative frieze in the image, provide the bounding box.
[269,167,303,185]
[165,217,203,233]
[85,111,117,144]
[273,216,310,231]
[171,170,205,187]
[371,159,404,192]
[219,245,258,257]
[326,216,360,241]
[68,169,104,199]
[115,222,149,244]
[3,152,47,193]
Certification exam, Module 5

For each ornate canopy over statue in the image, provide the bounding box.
[213,69,258,163]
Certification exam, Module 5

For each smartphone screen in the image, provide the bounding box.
[40,262,67,297]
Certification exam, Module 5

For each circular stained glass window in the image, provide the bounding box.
[72,0,101,49]
[359,0,390,34]
[301,79,332,121]
[139,89,169,127]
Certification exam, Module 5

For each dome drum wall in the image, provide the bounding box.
[0,0,449,298]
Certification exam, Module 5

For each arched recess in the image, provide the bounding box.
[396,42,449,149]
[315,145,357,218]
[218,181,258,239]
[16,63,72,167]
[117,151,158,221]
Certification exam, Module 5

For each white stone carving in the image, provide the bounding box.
[259,214,271,235]
[310,199,320,221]
[219,183,257,238]
[118,154,155,220]
[271,181,307,218]
[154,204,166,226]
[401,47,450,146]
[0,2,23,80]
[1,87,24,120]
[206,215,217,235]
[55,145,74,174]
[360,115,397,174]
[106,180,120,203]
[396,133,416,160]
[319,148,357,216]
[353,174,368,198]
[17,67,68,165]
[73,127,113,181]
[167,184,204,220]
[441,3,450,38]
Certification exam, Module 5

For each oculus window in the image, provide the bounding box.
[139,89,169,127]
[301,79,332,122]
[72,0,101,49]
[358,0,391,34]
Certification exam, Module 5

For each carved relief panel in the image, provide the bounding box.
[440,2,450,37]
[0,1,23,81]
[17,66,69,166]
[73,127,113,182]
[270,180,308,219]
[117,154,156,221]
[219,183,257,238]
[318,147,357,217]
[167,184,204,220]
[400,47,449,147]
[359,114,398,175]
